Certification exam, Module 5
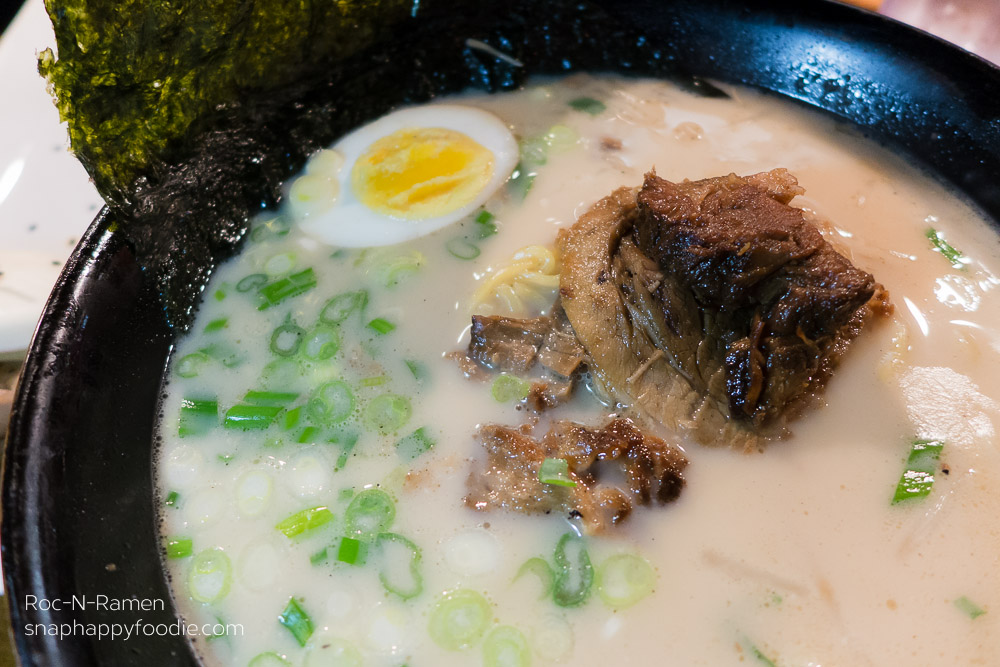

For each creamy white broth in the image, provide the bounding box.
[156,75,1000,666]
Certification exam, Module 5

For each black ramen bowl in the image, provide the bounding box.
[4,0,999,664]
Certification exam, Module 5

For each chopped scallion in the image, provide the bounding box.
[474,210,498,238]
[276,506,334,539]
[336,537,368,566]
[955,595,986,619]
[165,536,193,559]
[309,547,329,566]
[396,427,436,461]
[187,548,232,604]
[204,317,229,332]
[213,288,227,302]
[446,237,481,260]
[507,162,535,201]
[428,589,491,651]
[539,457,576,487]
[404,359,427,381]
[360,375,389,387]
[376,532,423,600]
[367,317,396,335]
[178,397,218,437]
[164,491,180,507]
[257,268,317,311]
[552,532,593,607]
[236,273,268,293]
[491,374,530,403]
[926,228,968,269]
[223,404,283,430]
[597,553,655,608]
[302,325,340,360]
[363,394,412,433]
[269,323,305,357]
[176,351,212,378]
[345,489,395,538]
[248,652,290,667]
[482,625,531,667]
[307,381,354,425]
[514,557,554,599]
[892,439,945,504]
[568,96,606,115]
[278,597,313,647]
[320,290,368,325]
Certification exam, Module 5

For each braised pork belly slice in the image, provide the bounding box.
[465,418,687,534]
[559,170,891,450]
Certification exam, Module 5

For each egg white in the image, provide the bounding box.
[294,104,518,248]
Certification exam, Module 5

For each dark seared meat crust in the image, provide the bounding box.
[633,170,881,422]
[559,170,891,450]
[465,418,688,534]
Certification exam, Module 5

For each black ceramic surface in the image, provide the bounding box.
[3,0,999,664]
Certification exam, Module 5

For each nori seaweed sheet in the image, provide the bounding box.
[41,0,723,328]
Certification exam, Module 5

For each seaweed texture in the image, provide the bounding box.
[40,0,704,327]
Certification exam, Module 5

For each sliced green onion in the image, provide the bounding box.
[520,136,549,167]
[296,426,322,444]
[282,406,302,430]
[514,557,554,599]
[446,238,481,260]
[258,268,317,311]
[568,96,606,115]
[376,251,425,287]
[248,652,290,667]
[926,228,968,269]
[260,357,302,390]
[250,216,292,243]
[404,359,427,381]
[428,589,491,651]
[955,595,986,619]
[892,439,945,504]
[491,374,530,403]
[507,162,535,201]
[331,429,360,471]
[376,532,423,600]
[338,488,355,503]
[166,537,193,559]
[320,290,368,325]
[199,341,244,368]
[303,325,340,360]
[188,548,232,603]
[276,506,334,539]
[236,273,268,293]
[474,210,497,238]
[264,252,296,276]
[278,597,314,647]
[544,124,579,151]
[482,625,531,667]
[176,351,212,378]
[363,394,412,433]
[178,397,218,437]
[367,317,396,335]
[740,636,777,667]
[224,404,283,430]
[552,532,593,607]
[309,547,329,566]
[307,381,354,425]
[345,489,395,537]
[213,287,227,302]
[164,491,180,507]
[396,427,435,461]
[539,457,576,488]
[597,554,655,608]
[360,375,389,387]
[270,323,305,357]
[336,537,368,566]
[204,317,229,332]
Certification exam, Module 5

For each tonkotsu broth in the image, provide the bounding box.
[156,75,1000,666]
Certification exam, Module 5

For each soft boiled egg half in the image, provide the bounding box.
[288,105,519,247]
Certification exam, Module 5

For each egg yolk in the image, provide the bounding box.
[351,127,494,219]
